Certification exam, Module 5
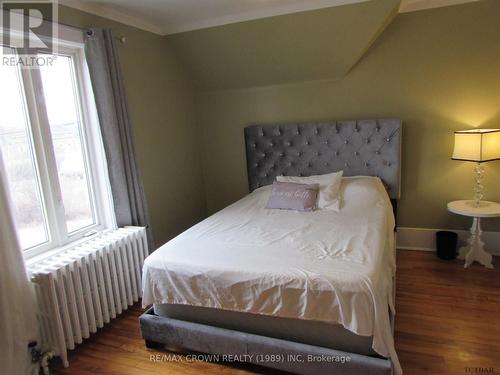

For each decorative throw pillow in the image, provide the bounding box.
[265,181,319,212]
[276,171,343,211]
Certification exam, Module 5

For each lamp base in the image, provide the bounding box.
[472,162,484,207]
[466,200,491,208]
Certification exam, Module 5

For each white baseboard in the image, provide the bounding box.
[396,227,500,256]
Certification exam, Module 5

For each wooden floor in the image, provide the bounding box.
[54,250,500,375]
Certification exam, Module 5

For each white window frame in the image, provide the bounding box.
[1,21,116,260]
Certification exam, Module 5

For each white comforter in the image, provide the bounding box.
[142,177,401,374]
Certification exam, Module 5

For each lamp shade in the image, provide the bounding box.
[452,129,500,162]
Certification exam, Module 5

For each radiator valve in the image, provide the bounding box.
[29,342,55,375]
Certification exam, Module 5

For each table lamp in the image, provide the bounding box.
[452,129,500,207]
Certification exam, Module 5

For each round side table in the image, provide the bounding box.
[447,200,500,269]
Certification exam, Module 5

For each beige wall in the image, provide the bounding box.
[195,0,500,231]
[59,6,207,246]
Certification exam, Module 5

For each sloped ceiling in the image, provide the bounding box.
[61,0,371,35]
[61,0,480,35]
[166,0,401,90]
[399,0,479,13]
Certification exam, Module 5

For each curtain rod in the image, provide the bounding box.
[84,29,127,43]
[47,18,127,44]
[1,10,127,44]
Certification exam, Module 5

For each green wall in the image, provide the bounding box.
[56,0,500,240]
[194,0,500,231]
[59,6,207,246]
[167,0,400,90]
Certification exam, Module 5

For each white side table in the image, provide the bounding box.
[447,200,500,269]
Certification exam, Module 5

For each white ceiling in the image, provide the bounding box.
[60,0,481,36]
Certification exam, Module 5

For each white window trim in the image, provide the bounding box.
[1,21,116,260]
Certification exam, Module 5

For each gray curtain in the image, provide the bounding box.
[84,28,154,250]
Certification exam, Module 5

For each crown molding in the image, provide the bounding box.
[60,0,370,36]
[163,0,369,35]
[59,0,481,36]
[59,0,165,35]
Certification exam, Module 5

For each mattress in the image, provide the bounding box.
[142,176,400,373]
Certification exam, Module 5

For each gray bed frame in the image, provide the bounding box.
[140,119,402,375]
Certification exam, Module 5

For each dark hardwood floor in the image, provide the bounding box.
[54,250,500,375]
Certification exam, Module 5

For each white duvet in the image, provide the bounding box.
[142,176,401,374]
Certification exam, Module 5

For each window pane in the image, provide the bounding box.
[39,55,95,233]
[0,59,49,249]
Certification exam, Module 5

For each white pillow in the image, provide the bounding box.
[276,171,343,211]
[339,176,388,210]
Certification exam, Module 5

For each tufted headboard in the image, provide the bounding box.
[244,119,402,199]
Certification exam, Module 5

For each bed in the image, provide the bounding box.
[140,119,402,375]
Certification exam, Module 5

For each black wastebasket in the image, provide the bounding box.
[436,231,458,260]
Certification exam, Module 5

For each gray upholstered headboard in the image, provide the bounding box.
[244,119,402,199]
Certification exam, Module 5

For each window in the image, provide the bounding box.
[0,30,115,258]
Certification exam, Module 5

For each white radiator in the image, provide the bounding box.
[28,226,149,367]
